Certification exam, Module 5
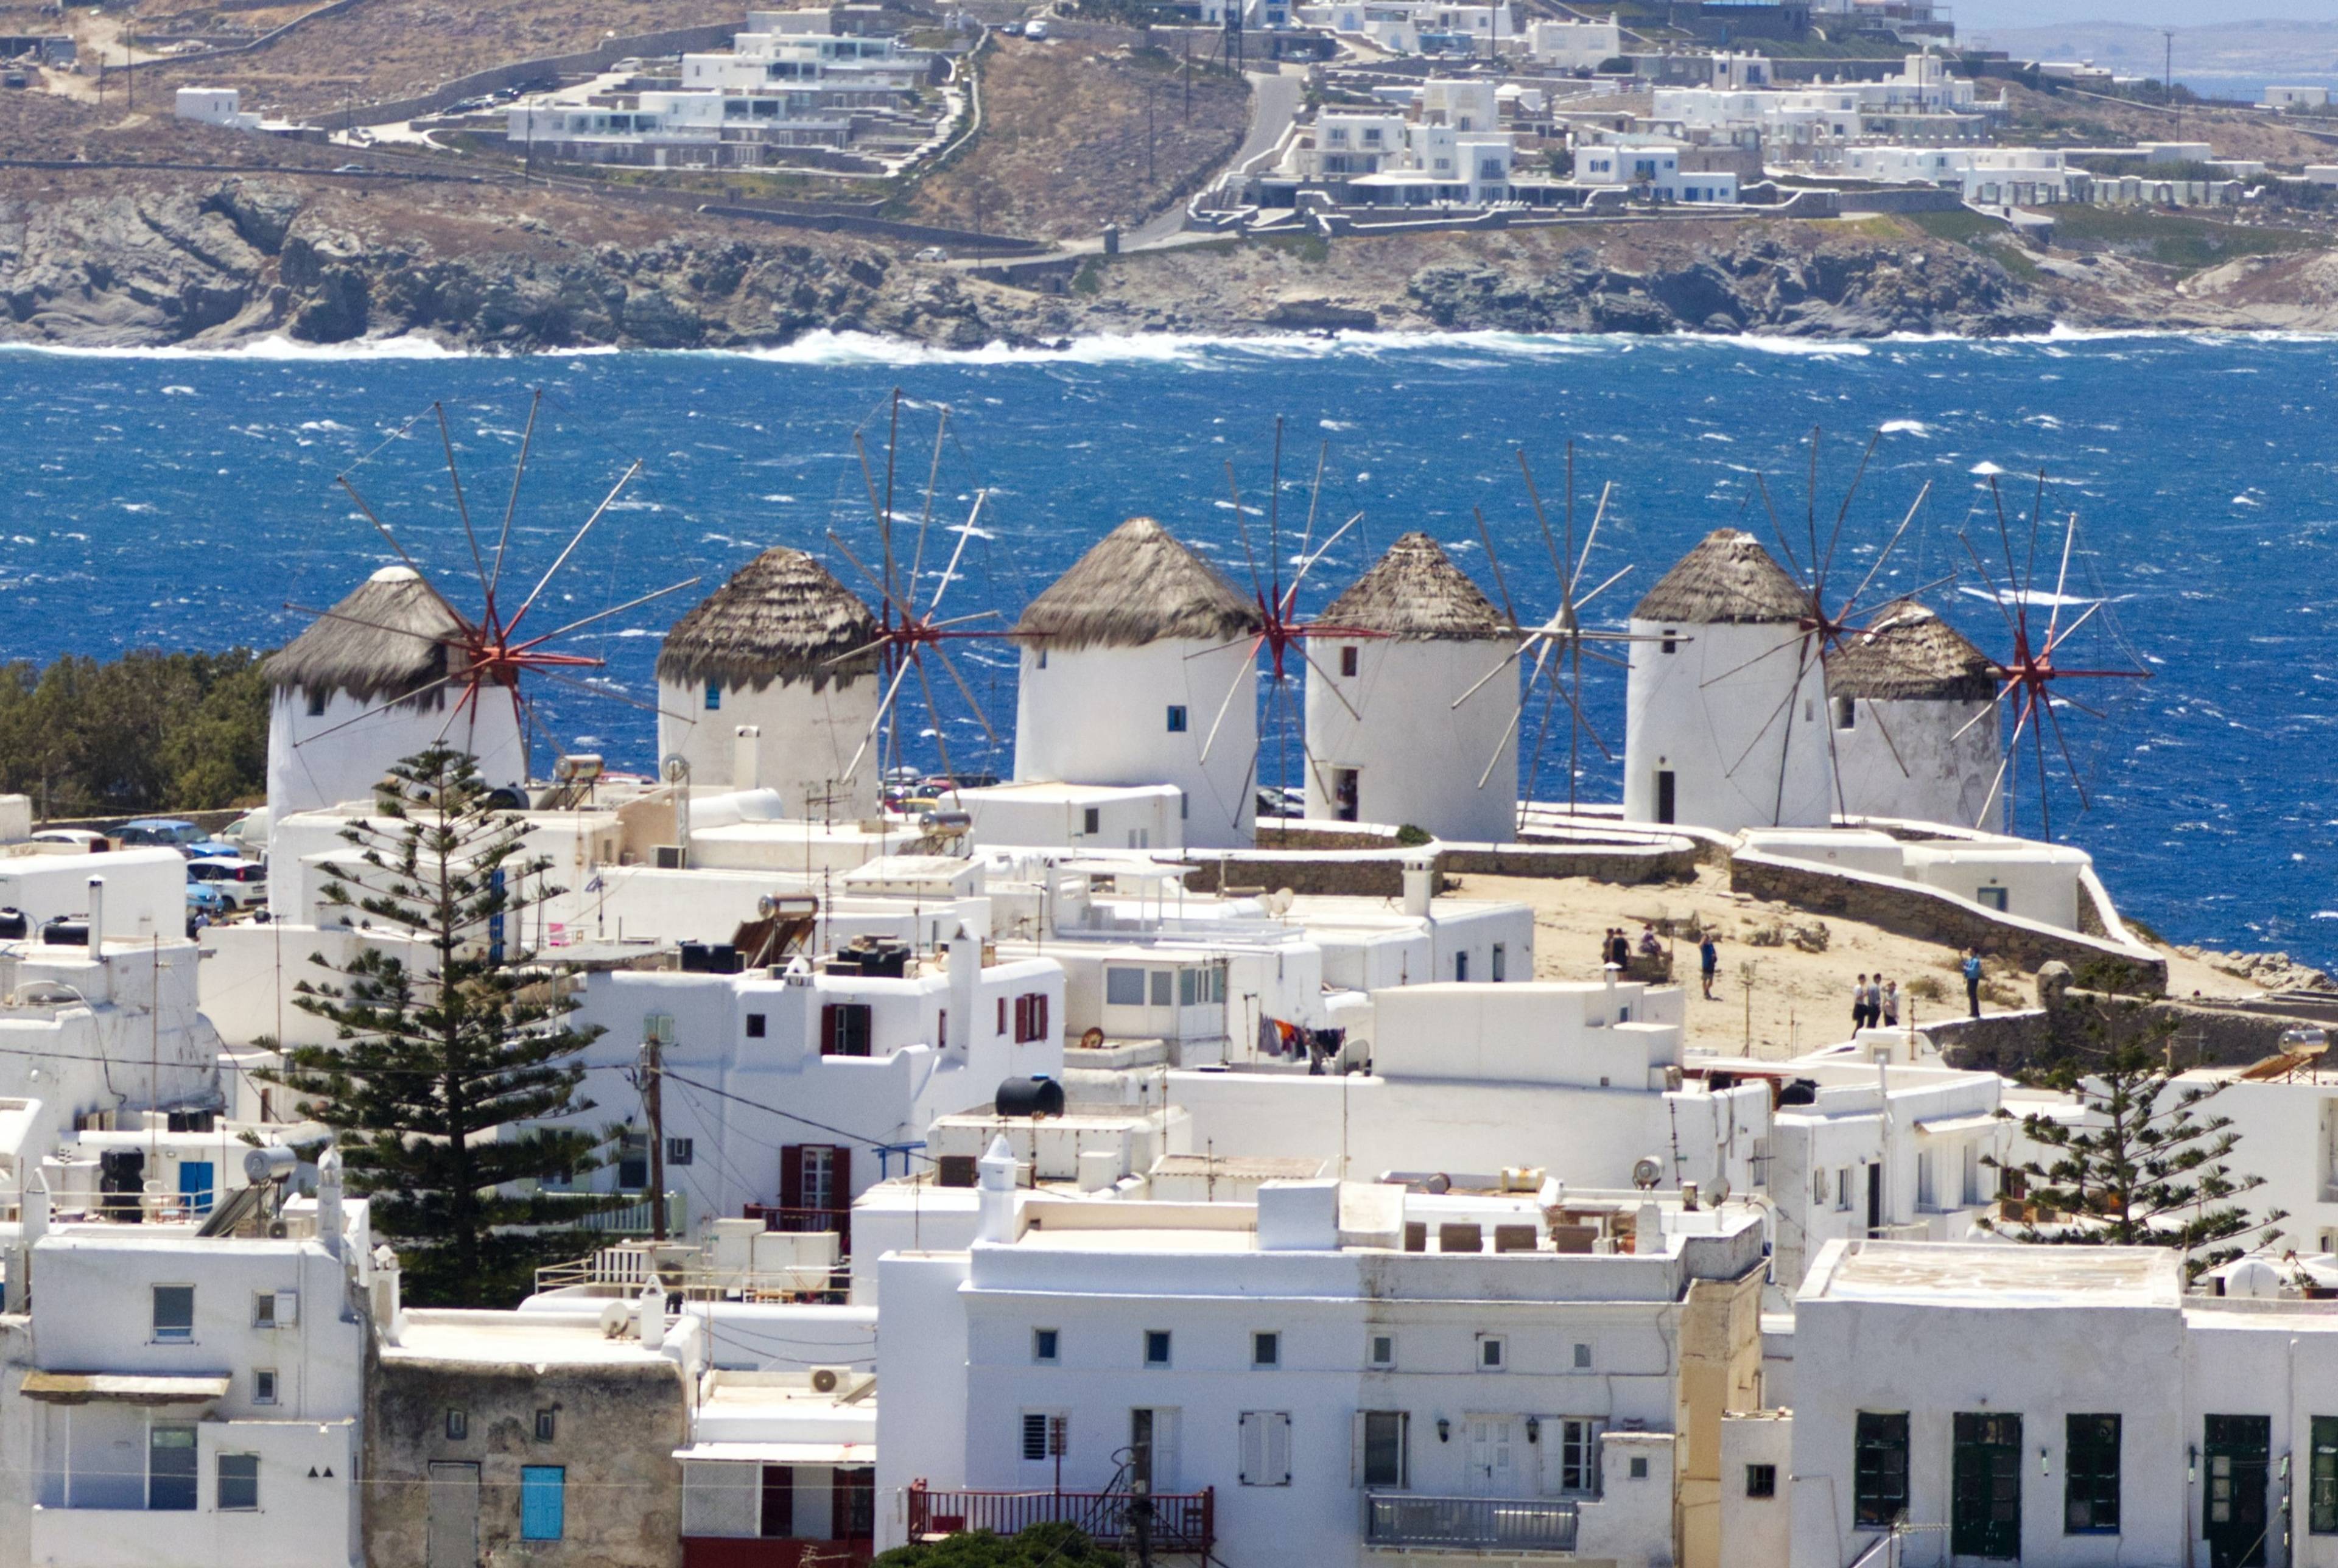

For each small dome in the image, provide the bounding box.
[1319,533,1511,641]
[1014,517,1263,652]
[658,547,881,693]
[1631,529,1810,626]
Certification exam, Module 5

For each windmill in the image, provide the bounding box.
[283,393,703,777]
[1455,444,1651,827]
[1695,428,1943,825]
[1956,474,2152,841]
[1190,417,1381,831]
[820,390,1022,802]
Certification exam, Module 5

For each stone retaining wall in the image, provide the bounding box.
[1178,838,1702,897]
[351,21,744,126]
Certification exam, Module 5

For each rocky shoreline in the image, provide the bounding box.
[2,173,2332,354]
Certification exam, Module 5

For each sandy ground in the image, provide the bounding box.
[1456,864,2266,1061]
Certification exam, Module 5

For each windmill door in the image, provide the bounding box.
[1655,770,1676,825]
[1950,1413,2021,1559]
[426,1461,480,1568]
[1333,769,1360,823]
[1466,1418,1522,1498]
[2205,1415,2272,1568]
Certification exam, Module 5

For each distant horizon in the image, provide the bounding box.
[1955,2,2338,29]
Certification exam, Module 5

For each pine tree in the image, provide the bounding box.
[261,746,616,1307]
[1982,968,2283,1280]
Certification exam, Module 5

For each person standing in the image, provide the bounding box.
[1852,972,1871,1032]
[1881,978,1900,1028]
[1962,950,1984,1018]
[1863,974,1883,1032]
[1700,934,1719,1000]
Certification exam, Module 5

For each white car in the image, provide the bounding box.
[29,828,107,853]
[188,858,269,910]
[913,245,950,262]
[1023,17,1048,38]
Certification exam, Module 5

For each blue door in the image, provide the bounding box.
[178,1161,214,1216]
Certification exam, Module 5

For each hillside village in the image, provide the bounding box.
[1,450,2336,1568]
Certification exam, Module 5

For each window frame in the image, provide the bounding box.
[2065,1412,2121,1535]
[1854,1410,1911,1529]
[820,1001,874,1058]
[446,1408,469,1441]
[1166,705,1189,733]
[1143,1329,1173,1368]
[1368,1334,1395,1370]
[253,1368,278,1406]
[217,1452,261,1512]
[535,1407,558,1443]
[1252,1331,1281,1370]
[2314,1415,2338,1535]
[1476,1334,1506,1371]
[1360,1410,1409,1489]
[151,1284,195,1344]
[1746,1462,1777,1499]
[1033,1328,1060,1365]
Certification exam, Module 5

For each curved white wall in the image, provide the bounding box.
[1013,640,1257,849]
[1623,617,1832,830]
[656,673,882,820]
[1302,639,1518,842]
[1833,696,2005,832]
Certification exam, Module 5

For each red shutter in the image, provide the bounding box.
[1037,994,1050,1041]
[779,1146,804,1213]
[820,1004,837,1057]
[997,996,1007,1035]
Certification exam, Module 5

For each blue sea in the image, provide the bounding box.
[0,329,2327,961]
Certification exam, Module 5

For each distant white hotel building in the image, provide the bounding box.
[1575,144,1739,203]
[1298,0,1518,57]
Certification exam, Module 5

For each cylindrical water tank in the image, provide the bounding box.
[994,1076,1065,1119]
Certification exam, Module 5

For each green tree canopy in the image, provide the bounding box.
[0,648,269,816]
[1984,970,2283,1280]
[260,746,616,1306]
[875,1523,1124,1568]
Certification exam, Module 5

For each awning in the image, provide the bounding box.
[22,1372,231,1405]
[1915,1112,2005,1137]
[673,1441,876,1465]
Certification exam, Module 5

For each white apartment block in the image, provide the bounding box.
[1301,0,1518,57]
[878,1152,1768,1568]
[1575,145,1739,203]
[1525,18,1621,71]
[1293,111,1519,203]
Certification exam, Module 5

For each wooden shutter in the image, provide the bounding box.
[1240,1413,1263,1486]
[820,1005,838,1057]
[779,1146,804,1211]
[1266,1412,1291,1486]
[1036,993,1050,1041]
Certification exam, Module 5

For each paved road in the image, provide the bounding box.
[1122,64,1298,249]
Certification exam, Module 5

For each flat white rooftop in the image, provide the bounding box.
[1809,1241,2182,1307]
[385,1308,673,1365]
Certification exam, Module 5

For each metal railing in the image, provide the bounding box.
[1364,1493,1579,1552]
[905,1484,1213,1555]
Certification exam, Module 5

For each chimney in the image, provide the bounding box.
[1402,857,1434,919]
[977,1134,1019,1244]
[733,726,763,791]
[946,923,980,1059]
[316,1145,345,1258]
[637,1277,665,1345]
[85,875,104,953]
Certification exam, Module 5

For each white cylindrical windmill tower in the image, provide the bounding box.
[263,565,528,904]
[1623,529,1832,831]
[1011,517,1265,850]
[1304,531,1519,843]
[1827,599,2005,831]
[655,547,884,821]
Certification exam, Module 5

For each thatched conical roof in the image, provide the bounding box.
[658,547,880,693]
[1013,517,1262,652]
[1631,529,1810,626]
[1320,532,1511,641]
[1828,600,2000,702]
[265,565,468,705]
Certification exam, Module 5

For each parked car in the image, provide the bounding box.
[117,819,240,858]
[185,883,230,927]
[1022,17,1048,38]
[188,858,268,909]
[913,245,950,262]
[30,828,108,853]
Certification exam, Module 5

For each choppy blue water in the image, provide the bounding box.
[0,329,2327,961]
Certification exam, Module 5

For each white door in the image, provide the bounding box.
[427,1461,480,1568]
[1466,1418,1519,1497]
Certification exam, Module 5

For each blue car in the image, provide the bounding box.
[120,819,242,859]
[184,883,229,929]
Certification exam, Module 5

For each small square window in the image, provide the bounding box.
[665,1137,693,1166]
[704,680,723,710]
[152,1284,194,1343]
[306,689,327,718]
[1573,1342,1592,1370]
[746,1012,767,1038]
[1033,1328,1059,1364]
[1022,1412,1054,1461]
[1253,1332,1280,1368]
[1629,1456,1650,1480]
[1145,1330,1173,1367]
[1746,1463,1777,1498]
[253,1370,278,1406]
[1369,1334,1395,1368]
[446,1409,469,1441]
[535,1408,558,1442]
[217,1452,259,1511]
[1478,1335,1506,1371]
[1165,705,1188,733]
[252,1292,278,1329]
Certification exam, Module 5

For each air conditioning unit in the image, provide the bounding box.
[654,845,684,870]
[810,1365,851,1394]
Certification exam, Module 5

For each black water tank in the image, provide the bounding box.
[40,917,87,947]
[0,907,26,940]
[994,1075,1065,1119]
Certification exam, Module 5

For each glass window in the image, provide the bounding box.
[746,1012,767,1038]
[520,1466,566,1541]
[149,1426,198,1510]
[1179,969,1198,1007]
[1573,1342,1592,1369]
[1341,646,1358,677]
[1253,1332,1280,1368]
[820,1003,872,1057]
[1478,1335,1505,1370]
[666,1138,693,1166]
[1557,1419,1603,1494]
[2312,1416,2338,1534]
[1106,967,1146,1006]
[1033,1329,1059,1363]
[217,1453,259,1511]
[1747,1463,1777,1499]
[535,1408,557,1442]
[1492,944,1507,982]
[704,681,722,710]
[1149,970,1173,1007]
[1369,1334,1395,1368]
[1166,705,1188,733]
[446,1409,468,1441]
[1363,1411,1408,1488]
[1855,1412,1911,1528]
[1145,1330,1172,1367]
[1022,1412,1054,1461]
[152,1284,194,1342]
[253,1369,278,1405]
[2066,1413,2121,1534]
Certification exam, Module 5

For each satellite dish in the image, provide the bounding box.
[1631,1157,1663,1191]
[599,1301,633,1339]
[1707,1175,1731,1205]
[662,754,691,785]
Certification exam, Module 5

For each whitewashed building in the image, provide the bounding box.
[1624,530,1831,832]
[1825,600,2004,830]
[1011,519,1264,851]
[1574,144,1740,203]
[1305,533,1518,843]
[655,545,884,821]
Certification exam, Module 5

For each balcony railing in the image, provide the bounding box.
[1364,1493,1579,1553]
[905,1484,1213,1555]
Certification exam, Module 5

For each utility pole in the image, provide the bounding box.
[2162,28,2175,137]
[642,1024,667,1242]
[1146,78,1155,186]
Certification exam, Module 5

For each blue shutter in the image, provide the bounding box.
[521,1466,566,1541]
